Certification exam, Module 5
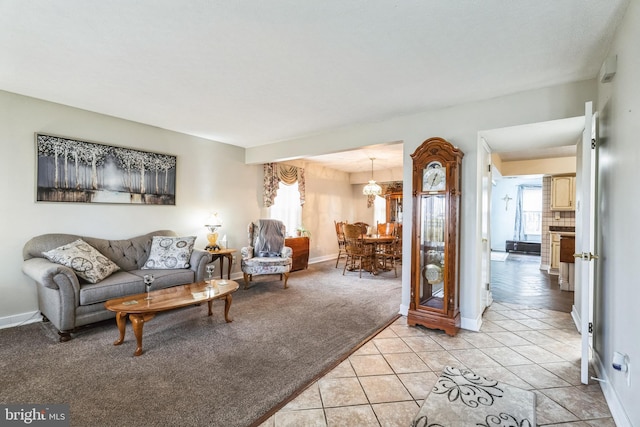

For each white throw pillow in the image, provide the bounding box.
[142,236,196,270]
[43,239,120,283]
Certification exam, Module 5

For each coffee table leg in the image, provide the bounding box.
[224,294,233,323]
[129,313,156,356]
[113,311,127,346]
[207,300,213,316]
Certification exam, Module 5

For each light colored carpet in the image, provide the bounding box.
[491,251,509,262]
[0,260,401,427]
[413,366,536,427]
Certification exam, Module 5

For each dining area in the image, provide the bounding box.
[334,221,402,278]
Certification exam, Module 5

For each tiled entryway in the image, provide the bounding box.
[258,303,614,426]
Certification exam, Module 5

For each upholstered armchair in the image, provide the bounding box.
[240,219,293,289]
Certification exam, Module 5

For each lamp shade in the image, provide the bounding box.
[362,157,382,196]
[363,180,382,196]
[205,212,222,228]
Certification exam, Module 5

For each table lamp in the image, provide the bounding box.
[205,212,222,251]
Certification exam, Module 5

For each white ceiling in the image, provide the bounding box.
[0,1,629,172]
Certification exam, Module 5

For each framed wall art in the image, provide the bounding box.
[35,133,176,205]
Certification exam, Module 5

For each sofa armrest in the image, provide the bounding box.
[190,249,213,282]
[22,257,81,326]
[241,246,254,260]
[22,258,81,292]
[281,246,293,258]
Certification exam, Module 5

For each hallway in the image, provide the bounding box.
[490,253,574,313]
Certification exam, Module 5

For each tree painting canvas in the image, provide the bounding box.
[36,134,177,205]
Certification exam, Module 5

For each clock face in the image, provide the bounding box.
[423,162,446,191]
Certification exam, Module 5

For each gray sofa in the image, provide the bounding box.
[22,230,212,341]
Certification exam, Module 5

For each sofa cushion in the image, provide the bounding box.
[42,239,120,284]
[129,269,196,290]
[79,268,197,305]
[79,271,144,305]
[142,236,196,270]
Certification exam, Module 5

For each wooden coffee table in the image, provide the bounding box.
[105,280,239,356]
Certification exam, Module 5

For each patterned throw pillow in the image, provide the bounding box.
[42,239,120,284]
[142,236,196,270]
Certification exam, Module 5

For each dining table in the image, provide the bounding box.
[362,234,396,275]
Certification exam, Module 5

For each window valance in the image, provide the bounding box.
[263,163,306,207]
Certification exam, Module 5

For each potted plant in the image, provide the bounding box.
[296,225,311,238]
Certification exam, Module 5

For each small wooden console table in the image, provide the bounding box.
[206,248,236,279]
[284,237,309,271]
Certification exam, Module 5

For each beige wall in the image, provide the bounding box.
[0,91,358,325]
[0,90,255,321]
[496,156,576,176]
[247,79,597,328]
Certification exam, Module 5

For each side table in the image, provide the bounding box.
[206,248,236,279]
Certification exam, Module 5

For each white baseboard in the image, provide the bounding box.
[592,351,633,427]
[0,311,42,330]
[461,313,482,332]
[571,304,581,332]
[398,303,409,316]
[309,255,337,264]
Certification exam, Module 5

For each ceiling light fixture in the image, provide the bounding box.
[362,157,382,197]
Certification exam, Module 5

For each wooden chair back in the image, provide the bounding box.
[377,222,396,236]
[352,222,369,236]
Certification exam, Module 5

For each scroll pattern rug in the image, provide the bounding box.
[412,366,535,427]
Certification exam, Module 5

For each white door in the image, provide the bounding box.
[480,139,493,308]
[575,101,597,384]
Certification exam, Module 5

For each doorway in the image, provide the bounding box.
[479,117,583,313]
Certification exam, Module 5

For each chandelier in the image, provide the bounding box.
[362,157,382,196]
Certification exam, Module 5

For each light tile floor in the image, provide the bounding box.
[258,302,615,426]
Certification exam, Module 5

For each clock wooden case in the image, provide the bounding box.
[408,137,463,336]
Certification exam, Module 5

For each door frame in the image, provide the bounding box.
[479,138,493,310]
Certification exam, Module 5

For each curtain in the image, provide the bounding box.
[263,163,305,207]
[513,184,542,241]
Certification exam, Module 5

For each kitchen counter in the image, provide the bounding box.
[548,227,576,291]
[549,226,575,232]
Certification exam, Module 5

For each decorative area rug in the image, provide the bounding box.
[491,251,509,262]
[412,366,535,427]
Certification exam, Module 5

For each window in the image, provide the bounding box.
[270,181,302,237]
[373,195,386,227]
[521,186,542,237]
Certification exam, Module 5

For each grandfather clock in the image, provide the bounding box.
[407,137,463,336]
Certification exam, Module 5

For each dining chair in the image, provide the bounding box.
[353,222,369,236]
[342,223,374,278]
[334,220,347,268]
[377,236,398,277]
[376,222,396,236]
[394,223,403,263]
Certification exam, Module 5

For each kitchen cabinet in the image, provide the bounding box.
[550,233,561,272]
[284,237,309,271]
[559,235,576,291]
[551,175,575,211]
[560,235,575,263]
